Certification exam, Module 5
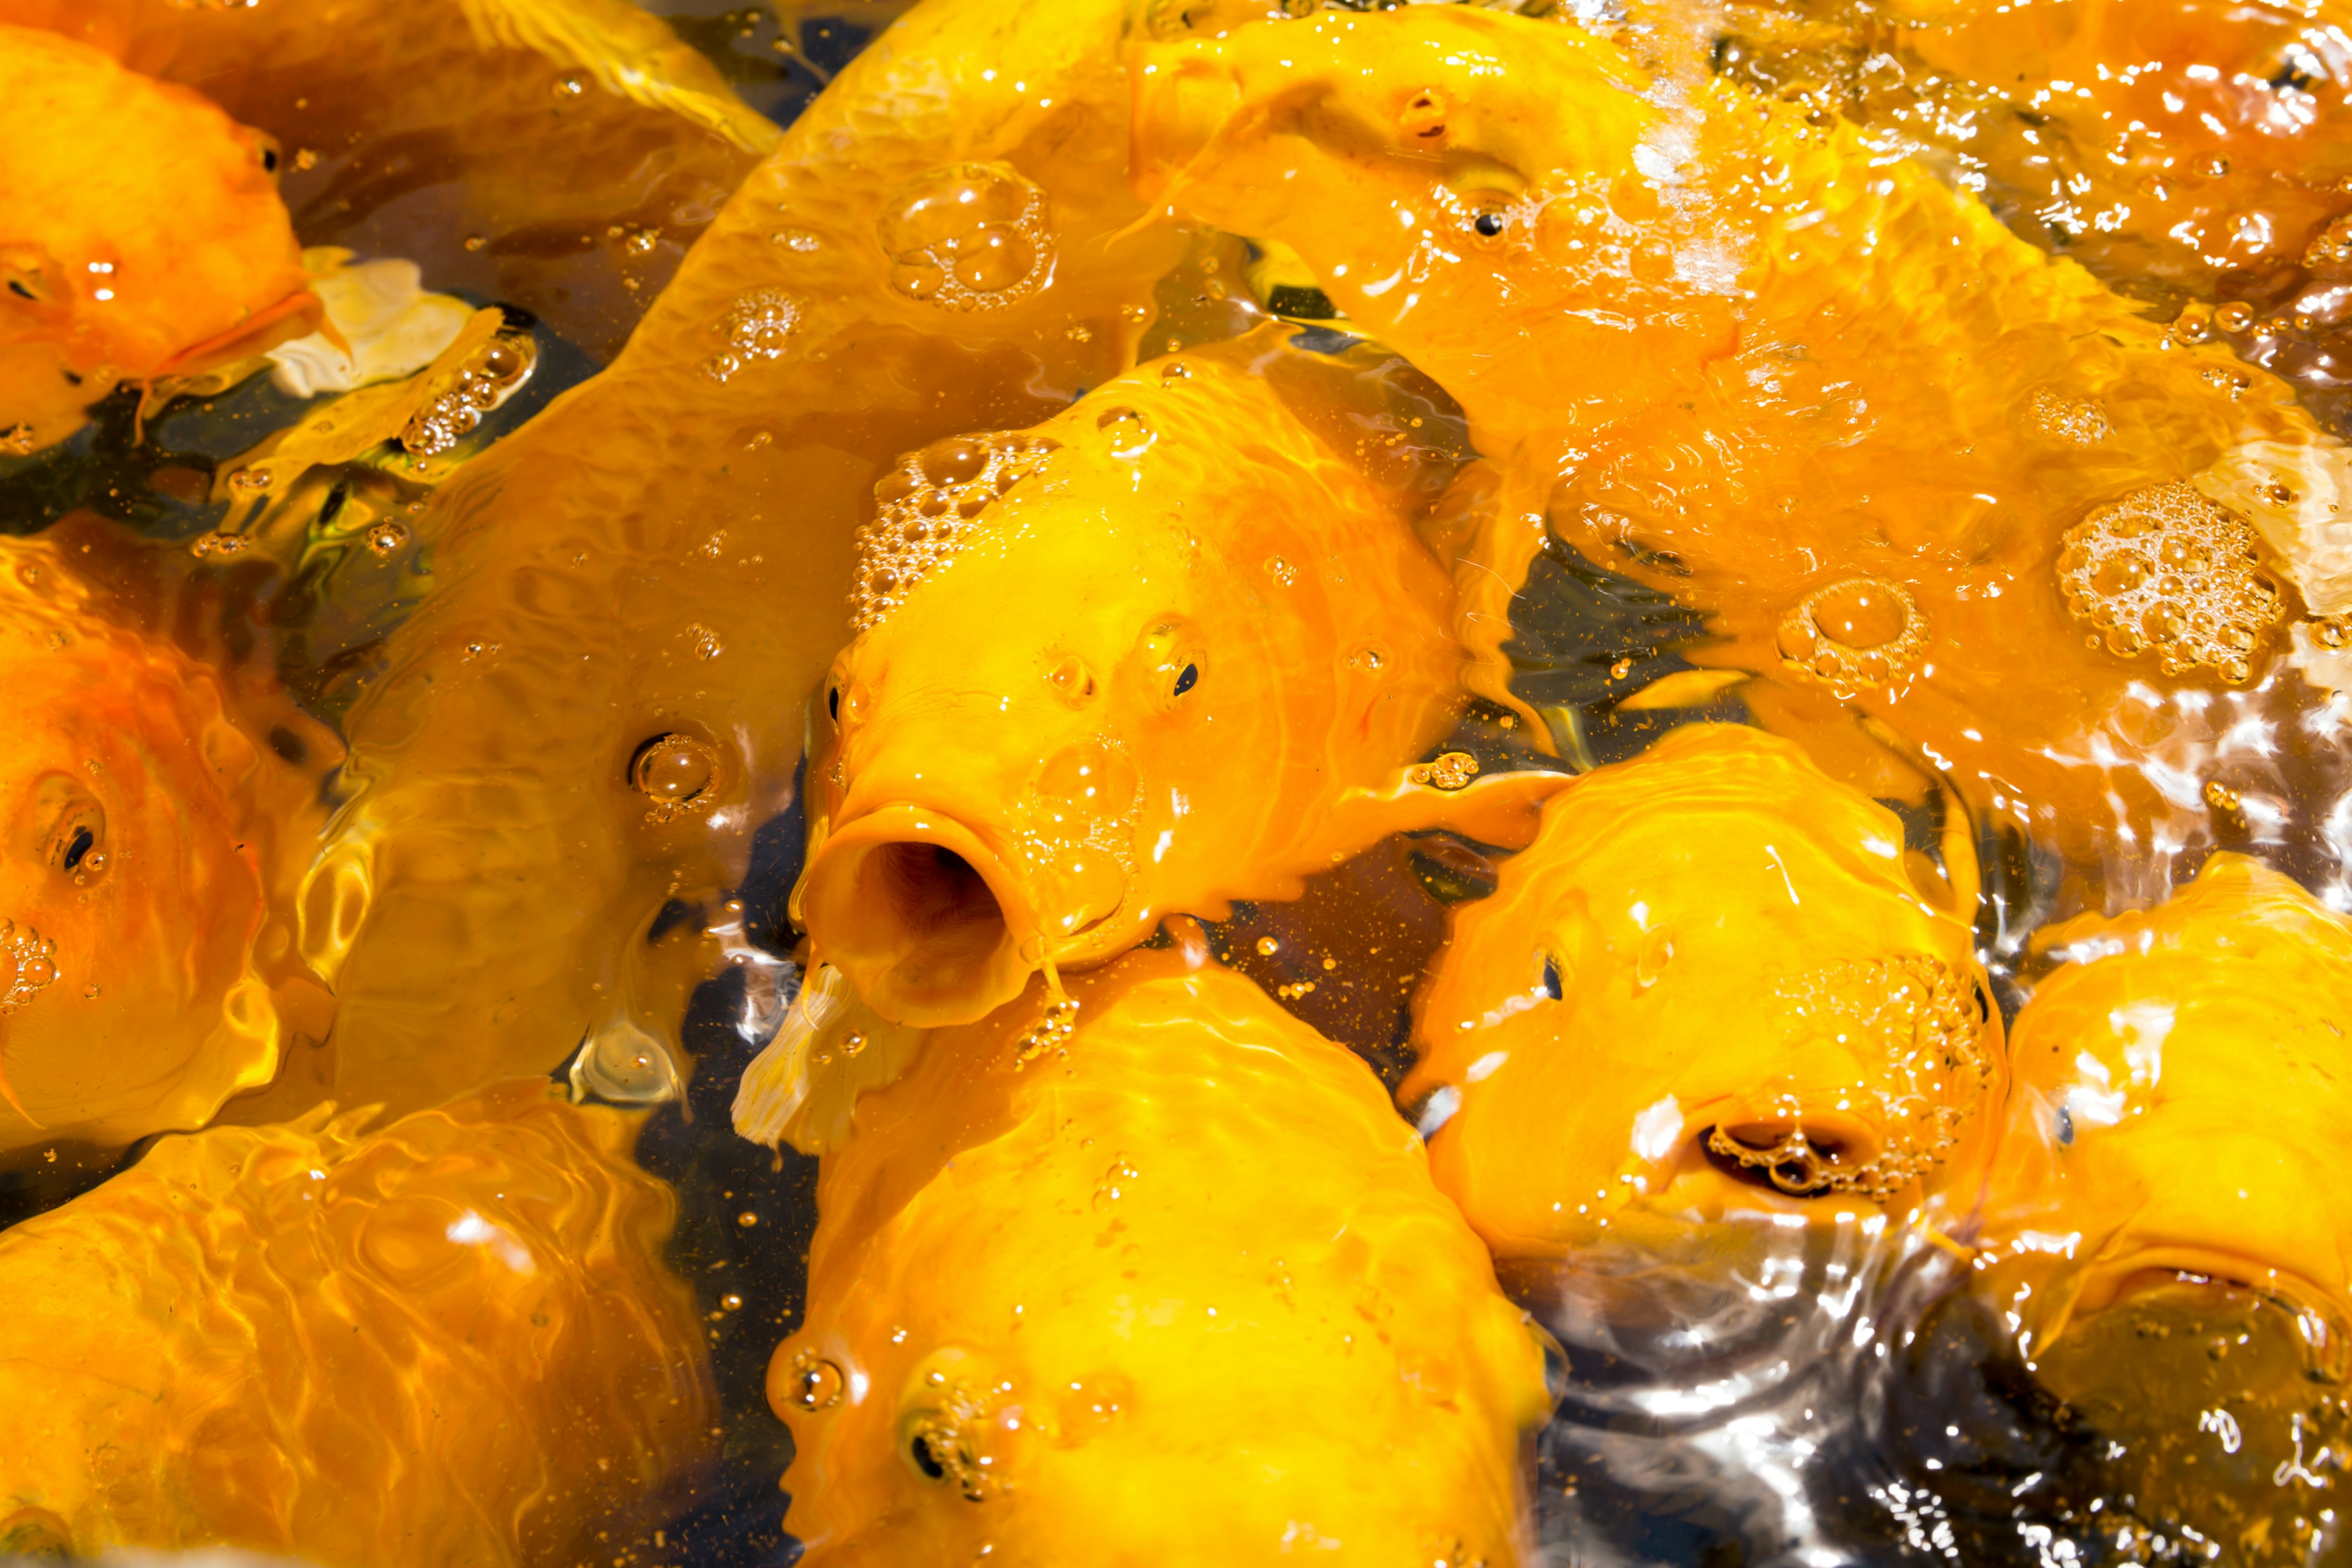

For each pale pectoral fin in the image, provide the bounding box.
[1325,766,1574,854]
[732,963,930,1156]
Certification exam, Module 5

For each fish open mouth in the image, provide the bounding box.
[801,807,1039,1028]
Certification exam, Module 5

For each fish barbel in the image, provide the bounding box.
[1403,724,2002,1259]
[767,944,1552,1564]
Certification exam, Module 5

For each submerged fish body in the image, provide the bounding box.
[797,344,1561,1029]
[1972,853,2352,1559]
[1403,725,2002,1259]
[1979,852,2352,1346]
[0,1079,713,1563]
[304,0,1237,1115]
[0,24,317,450]
[1131,5,2352,861]
[769,947,1551,1565]
[0,0,770,364]
[0,532,334,1155]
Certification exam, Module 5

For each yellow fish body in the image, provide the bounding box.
[769,947,1551,1564]
[0,530,334,1155]
[1403,725,2002,1259]
[1131,6,2352,856]
[1973,853,2352,1561]
[0,24,318,451]
[0,1078,714,1564]
[797,342,1561,1029]
[1,0,769,364]
[301,0,1199,1116]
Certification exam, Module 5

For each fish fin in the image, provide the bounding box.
[732,964,929,1155]
[456,0,782,154]
[0,1052,43,1131]
[1327,766,1572,853]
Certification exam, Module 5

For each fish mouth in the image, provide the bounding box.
[1690,1111,1891,1202]
[801,806,1042,1029]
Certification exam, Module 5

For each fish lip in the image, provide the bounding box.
[801,805,1042,1030]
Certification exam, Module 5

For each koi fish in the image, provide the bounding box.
[0,0,772,365]
[767,945,1551,1564]
[0,530,336,1156]
[0,24,318,453]
[1972,853,2352,1560]
[1131,4,2352,868]
[296,0,1200,1117]
[796,342,1562,1029]
[0,1078,714,1564]
[1401,725,2002,1260]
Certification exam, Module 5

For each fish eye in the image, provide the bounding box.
[1540,952,1562,1000]
[827,685,841,722]
[908,1433,948,1482]
[61,827,95,873]
[1472,208,1507,239]
[1172,662,1199,697]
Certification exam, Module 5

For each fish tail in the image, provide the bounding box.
[454,0,782,154]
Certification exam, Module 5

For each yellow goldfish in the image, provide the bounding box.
[0,1077,713,1564]
[797,341,1562,1029]
[2,0,771,364]
[1402,725,2002,1260]
[0,24,318,453]
[298,0,1200,1118]
[1131,4,2352,861]
[0,527,336,1156]
[1973,854,2352,1563]
[767,944,1551,1564]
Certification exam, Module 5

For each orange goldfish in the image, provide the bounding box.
[298,0,1200,1118]
[1973,854,2352,1561]
[0,1078,714,1564]
[1402,725,2002,1261]
[796,342,1563,1029]
[766,945,1551,1564]
[2,0,772,364]
[0,530,336,1156]
[0,24,318,452]
[1131,4,2352,867]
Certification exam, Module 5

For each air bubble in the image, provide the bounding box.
[1096,407,1153,458]
[2214,301,2256,334]
[849,432,1059,632]
[1775,577,1927,692]
[878,163,1054,313]
[2025,388,2111,447]
[2304,214,2352,270]
[632,733,721,818]
[786,1352,845,1411]
[2057,483,2280,685]
[365,521,408,556]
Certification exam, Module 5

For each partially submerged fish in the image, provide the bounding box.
[0,1078,714,1563]
[1402,725,2002,1260]
[1,0,772,363]
[796,344,1561,1028]
[1131,4,2352,862]
[767,945,1551,1564]
[0,530,335,1155]
[300,0,1202,1117]
[0,24,318,451]
[1974,853,2352,1561]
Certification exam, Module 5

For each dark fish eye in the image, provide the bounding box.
[1472,209,1507,239]
[7,279,36,301]
[827,685,841,722]
[260,145,279,173]
[61,827,95,872]
[1540,953,1562,1000]
[1172,663,1198,697]
[908,1434,948,1482]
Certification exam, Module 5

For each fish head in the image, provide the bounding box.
[1980,854,2352,1353]
[1406,724,2002,1257]
[1129,6,1685,422]
[0,26,318,443]
[0,545,286,1142]
[799,349,1464,1027]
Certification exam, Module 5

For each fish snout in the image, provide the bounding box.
[802,807,1039,1029]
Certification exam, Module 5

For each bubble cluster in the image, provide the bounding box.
[1011,995,1080,1070]
[2025,387,2111,447]
[0,919,58,1014]
[631,733,722,824]
[1717,956,1992,1200]
[878,162,1054,312]
[2304,214,2352,271]
[700,288,801,385]
[1408,751,1481,790]
[899,1378,1000,1499]
[1775,577,1927,692]
[402,331,535,458]
[2056,481,2282,683]
[851,433,1057,632]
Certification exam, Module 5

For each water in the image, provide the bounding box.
[7,0,2352,1562]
